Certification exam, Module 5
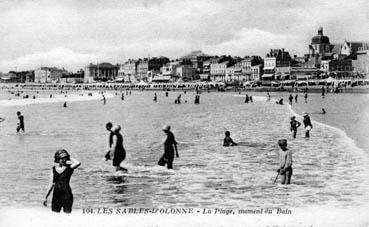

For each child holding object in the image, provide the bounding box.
[43,149,81,213]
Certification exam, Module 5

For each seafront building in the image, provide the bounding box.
[117,59,138,82]
[353,45,369,75]
[251,64,263,81]
[84,63,119,83]
[136,57,170,82]
[60,70,84,83]
[34,67,68,83]
[0,71,34,83]
[176,65,196,81]
[241,56,264,81]
[180,50,211,75]
[262,49,292,80]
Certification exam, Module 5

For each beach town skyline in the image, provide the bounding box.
[0,0,368,72]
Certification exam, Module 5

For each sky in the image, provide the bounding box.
[0,0,368,72]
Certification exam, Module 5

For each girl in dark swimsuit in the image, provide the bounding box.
[43,149,81,213]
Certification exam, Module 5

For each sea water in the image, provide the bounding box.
[0,89,368,213]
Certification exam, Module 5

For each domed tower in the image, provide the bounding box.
[309,27,331,57]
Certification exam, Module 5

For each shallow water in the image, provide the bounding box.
[0,89,368,210]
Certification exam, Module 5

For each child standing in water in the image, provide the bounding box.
[43,149,81,213]
[277,139,292,185]
[289,116,301,139]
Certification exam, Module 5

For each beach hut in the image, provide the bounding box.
[136,80,148,86]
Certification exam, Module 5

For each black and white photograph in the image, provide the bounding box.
[0,0,368,226]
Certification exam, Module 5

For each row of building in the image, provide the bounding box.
[83,27,369,84]
[1,27,369,84]
[0,67,84,83]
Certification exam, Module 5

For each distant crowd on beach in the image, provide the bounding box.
[0,85,331,214]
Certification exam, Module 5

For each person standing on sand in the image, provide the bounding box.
[158,125,179,169]
[303,112,313,138]
[290,116,301,139]
[43,149,81,213]
[304,93,308,103]
[294,94,298,103]
[276,139,292,185]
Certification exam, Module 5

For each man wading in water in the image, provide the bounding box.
[158,125,179,169]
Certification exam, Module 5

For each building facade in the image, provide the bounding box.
[240,56,264,81]
[176,65,196,81]
[136,57,170,81]
[34,67,66,83]
[340,41,369,57]
[251,64,263,81]
[180,50,211,75]
[210,59,228,81]
[161,61,180,77]
[262,49,292,80]
[84,63,119,83]
[118,59,138,77]
[320,59,353,77]
[353,50,369,76]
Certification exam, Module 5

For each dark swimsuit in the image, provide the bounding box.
[158,132,177,169]
[52,166,74,213]
[17,115,24,132]
[112,133,126,167]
